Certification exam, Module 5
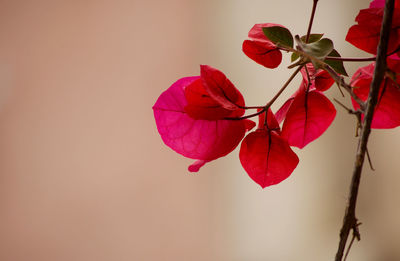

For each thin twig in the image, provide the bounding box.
[325,56,376,62]
[334,1,394,260]
[224,108,266,120]
[366,148,375,171]
[325,45,400,62]
[305,0,319,43]
[265,66,303,108]
[343,234,356,261]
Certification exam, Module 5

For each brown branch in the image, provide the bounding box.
[305,0,319,43]
[265,66,303,109]
[334,0,394,260]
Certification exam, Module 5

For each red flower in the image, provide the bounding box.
[153,66,255,172]
[242,23,284,68]
[346,2,400,54]
[239,110,299,188]
[300,64,334,92]
[351,63,400,128]
[276,65,336,148]
[184,65,245,120]
[280,90,336,149]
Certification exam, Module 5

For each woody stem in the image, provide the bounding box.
[305,0,319,43]
[334,0,394,260]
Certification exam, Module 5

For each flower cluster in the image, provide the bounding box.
[153,0,400,188]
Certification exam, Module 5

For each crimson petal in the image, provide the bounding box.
[239,130,299,188]
[200,65,245,116]
[281,91,336,149]
[351,63,400,128]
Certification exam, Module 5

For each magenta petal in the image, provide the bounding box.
[188,160,208,172]
[239,130,299,188]
[153,77,251,166]
[370,0,385,8]
[281,91,336,149]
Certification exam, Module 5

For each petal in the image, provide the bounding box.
[346,24,381,54]
[239,130,299,188]
[351,64,400,128]
[248,23,286,42]
[200,65,245,116]
[346,8,400,54]
[369,0,385,8]
[153,77,252,165]
[281,91,336,149]
[257,108,280,131]
[314,70,335,91]
[242,40,282,68]
[275,98,294,124]
[387,53,400,73]
[188,160,208,172]
[184,78,233,120]
[300,64,334,92]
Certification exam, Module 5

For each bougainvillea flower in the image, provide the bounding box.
[351,63,400,128]
[239,126,299,188]
[281,90,336,149]
[257,108,280,131]
[346,5,400,54]
[153,75,255,172]
[242,23,284,68]
[300,64,335,92]
[387,53,400,73]
[184,65,245,120]
[369,0,400,9]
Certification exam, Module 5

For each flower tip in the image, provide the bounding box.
[188,160,208,172]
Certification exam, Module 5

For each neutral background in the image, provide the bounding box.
[0,0,399,260]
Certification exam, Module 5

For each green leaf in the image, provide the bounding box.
[300,33,324,43]
[300,38,334,60]
[291,52,300,62]
[262,26,293,48]
[325,49,348,76]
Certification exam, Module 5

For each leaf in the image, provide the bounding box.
[239,130,299,188]
[300,38,334,60]
[262,26,294,48]
[291,52,299,62]
[325,49,348,76]
[300,33,324,43]
[281,91,336,148]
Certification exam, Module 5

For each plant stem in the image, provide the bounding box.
[225,108,266,120]
[334,0,394,260]
[305,0,319,43]
[265,66,303,109]
[283,45,366,109]
[325,56,376,62]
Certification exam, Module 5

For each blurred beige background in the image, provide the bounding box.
[0,0,399,260]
